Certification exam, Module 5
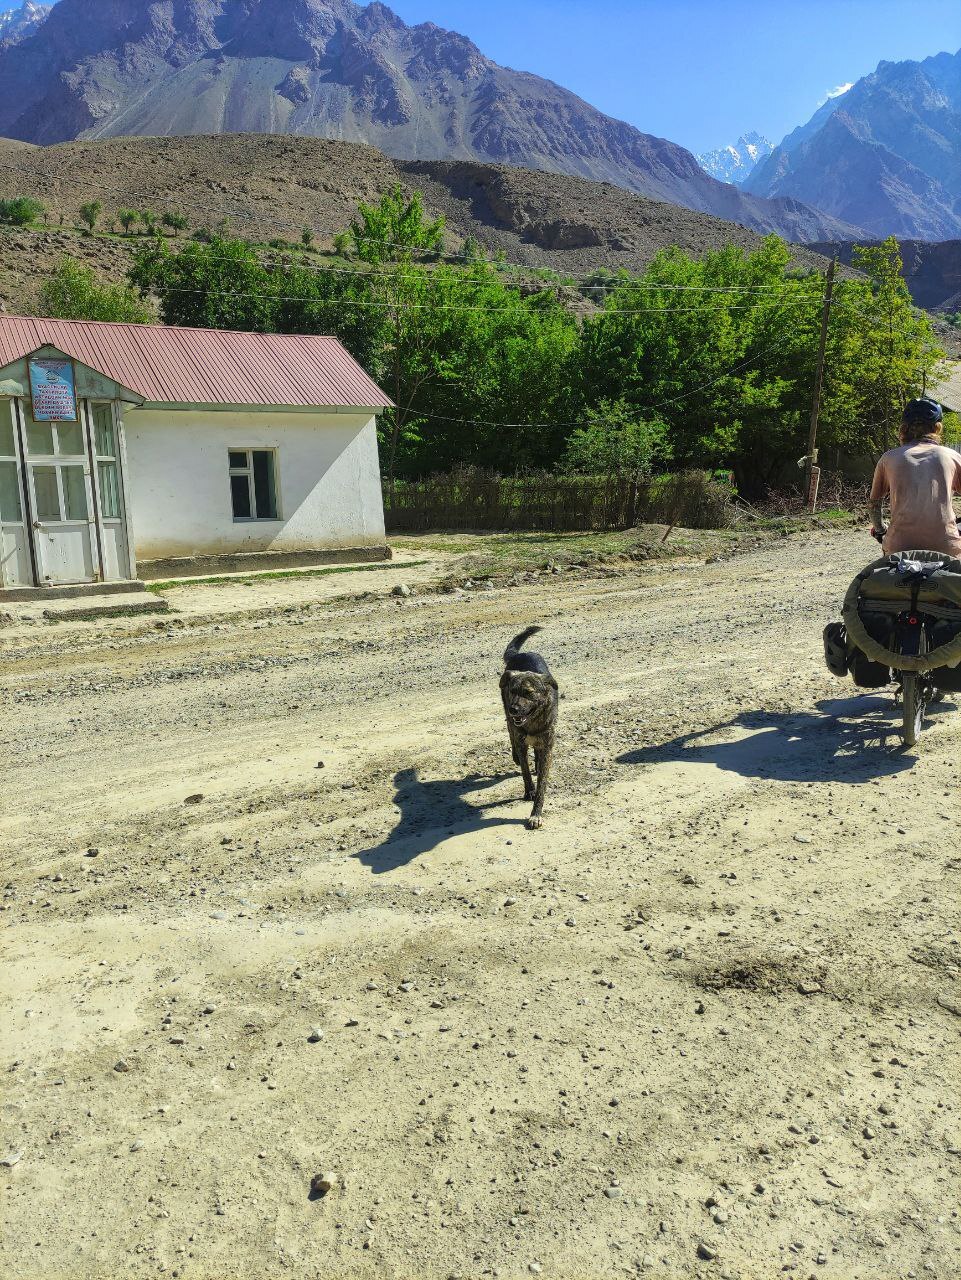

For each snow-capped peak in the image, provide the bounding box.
[696,132,775,186]
[0,2,51,48]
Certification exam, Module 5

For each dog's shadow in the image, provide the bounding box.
[353,766,526,874]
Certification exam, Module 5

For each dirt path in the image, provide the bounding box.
[2,530,959,1280]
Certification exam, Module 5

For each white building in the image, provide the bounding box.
[0,317,392,595]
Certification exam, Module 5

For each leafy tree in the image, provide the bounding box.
[0,196,45,226]
[118,208,138,234]
[140,209,158,234]
[563,400,670,481]
[161,210,188,237]
[130,234,578,482]
[78,200,102,232]
[334,183,444,264]
[301,225,314,249]
[40,257,153,324]
[839,237,945,452]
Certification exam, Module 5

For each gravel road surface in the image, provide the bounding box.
[2,530,959,1280]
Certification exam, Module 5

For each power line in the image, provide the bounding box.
[388,334,805,431]
[143,278,844,316]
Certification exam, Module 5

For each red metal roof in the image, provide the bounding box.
[0,315,392,409]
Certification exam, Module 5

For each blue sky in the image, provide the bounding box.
[387,0,961,154]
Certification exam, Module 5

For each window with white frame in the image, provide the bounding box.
[229,449,279,521]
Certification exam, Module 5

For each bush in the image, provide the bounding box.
[40,257,153,324]
[0,196,45,226]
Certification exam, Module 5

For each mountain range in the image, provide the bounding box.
[0,1,956,247]
[746,49,961,240]
[0,0,857,243]
[697,132,774,186]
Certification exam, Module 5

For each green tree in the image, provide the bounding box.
[130,233,578,481]
[161,210,188,237]
[78,200,102,233]
[0,196,45,226]
[839,236,944,452]
[563,400,670,480]
[140,209,158,234]
[40,257,153,323]
[334,183,444,264]
[118,208,138,235]
[301,225,314,250]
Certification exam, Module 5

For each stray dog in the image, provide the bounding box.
[500,627,558,829]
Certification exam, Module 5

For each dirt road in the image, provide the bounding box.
[2,530,959,1280]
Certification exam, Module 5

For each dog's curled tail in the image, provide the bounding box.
[504,625,543,663]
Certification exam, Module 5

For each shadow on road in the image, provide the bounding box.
[353,766,526,874]
[616,693,955,784]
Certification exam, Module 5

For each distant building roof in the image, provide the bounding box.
[0,315,392,410]
[931,360,961,413]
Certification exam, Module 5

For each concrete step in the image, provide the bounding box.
[42,597,169,623]
[0,580,147,604]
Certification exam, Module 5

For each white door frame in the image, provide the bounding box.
[0,399,32,589]
[84,399,135,582]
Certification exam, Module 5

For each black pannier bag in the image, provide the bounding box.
[823,622,849,678]
[929,618,961,691]
[849,610,894,688]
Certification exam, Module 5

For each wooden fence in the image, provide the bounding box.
[383,469,734,533]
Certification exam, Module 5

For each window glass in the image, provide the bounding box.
[93,405,115,457]
[0,411,15,458]
[231,473,252,519]
[253,451,278,519]
[62,465,89,520]
[229,450,248,470]
[56,420,85,456]
[98,461,121,519]
[26,417,54,456]
[32,466,61,520]
[0,460,22,522]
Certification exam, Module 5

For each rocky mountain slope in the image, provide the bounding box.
[747,49,961,240]
[0,0,858,243]
[0,133,845,317]
[697,132,774,185]
[807,237,961,312]
[0,1,49,48]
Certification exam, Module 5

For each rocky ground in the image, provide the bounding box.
[1,529,959,1280]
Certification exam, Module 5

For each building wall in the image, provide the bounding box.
[122,408,386,561]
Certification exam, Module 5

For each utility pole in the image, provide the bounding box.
[806,256,836,511]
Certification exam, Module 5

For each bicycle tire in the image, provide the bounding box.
[902,672,924,747]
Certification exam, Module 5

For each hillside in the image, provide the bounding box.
[0,0,858,243]
[807,238,961,312]
[747,49,961,241]
[0,133,845,316]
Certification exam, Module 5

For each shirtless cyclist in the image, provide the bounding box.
[869,398,961,559]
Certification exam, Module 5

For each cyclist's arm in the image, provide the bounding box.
[869,460,888,535]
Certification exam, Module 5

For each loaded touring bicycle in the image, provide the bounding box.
[824,550,961,747]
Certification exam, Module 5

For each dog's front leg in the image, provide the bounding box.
[519,740,535,802]
[527,739,553,829]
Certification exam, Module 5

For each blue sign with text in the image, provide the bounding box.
[29,357,78,422]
